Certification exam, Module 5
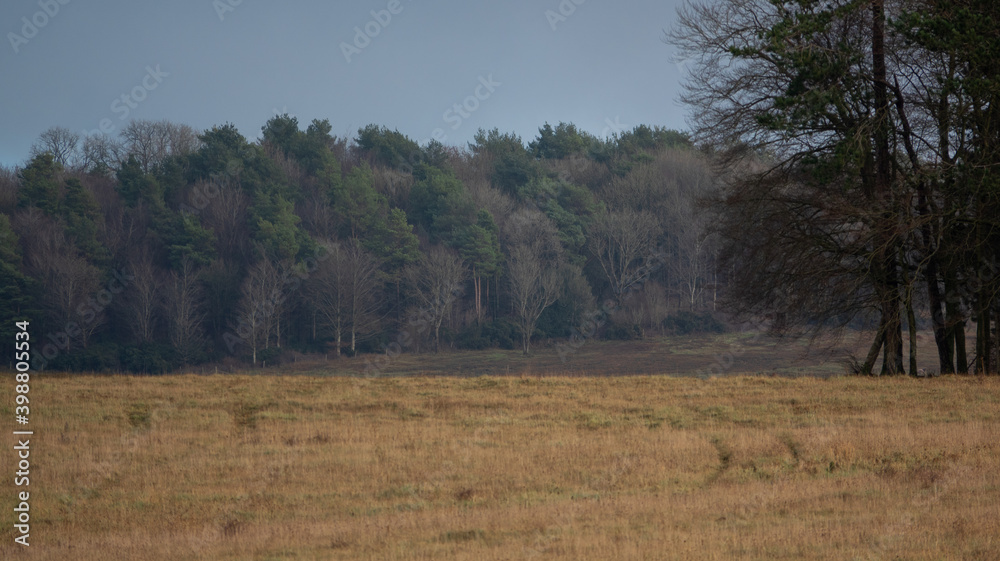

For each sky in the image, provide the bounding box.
[0,0,691,167]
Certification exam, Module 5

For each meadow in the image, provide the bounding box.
[2,340,999,560]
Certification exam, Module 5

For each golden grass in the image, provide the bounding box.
[2,373,999,560]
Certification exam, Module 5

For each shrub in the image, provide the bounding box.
[605,323,643,341]
[661,311,726,335]
[456,318,518,350]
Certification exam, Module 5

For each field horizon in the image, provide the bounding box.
[166,329,950,379]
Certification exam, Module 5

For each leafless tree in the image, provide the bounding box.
[165,123,201,156]
[587,209,661,304]
[29,127,80,168]
[119,120,199,173]
[507,242,561,355]
[406,246,467,353]
[200,179,250,262]
[121,253,162,343]
[120,120,170,173]
[168,258,205,365]
[81,134,125,173]
[306,240,383,356]
[232,257,283,364]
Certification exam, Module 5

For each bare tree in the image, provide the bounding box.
[507,242,561,355]
[121,253,162,343]
[81,134,125,173]
[587,209,661,304]
[120,120,170,173]
[200,179,250,262]
[407,246,467,353]
[30,127,80,168]
[165,123,201,156]
[232,257,283,365]
[168,258,205,365]
[306,240,383,356]
[119,120,198,173]
[307,241,349,356]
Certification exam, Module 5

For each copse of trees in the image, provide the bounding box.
[0,117,716,372]
[671,0,1000,374]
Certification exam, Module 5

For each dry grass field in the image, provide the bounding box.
[2,368,999,560]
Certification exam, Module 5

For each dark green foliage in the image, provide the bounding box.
[459,210,503,277]
[607,126,691,176]
[115,155,157,206]
[330,163,386,237]
[529,122,591,159]
[519,178,596,260]
[121,342,175,374]
[365,207,421,274]
[456,318,518,350]
[17,153,61,213]
[409,164,473,241]
[356,124,420,170]
[61,178,104,261]
[605,323,644,341]
[0,216,35,362]
[470,128,540,194]
[253,193,303,260]
[262,115,338,174]
[261,113,301,155]
[190,123,253,180]
[166,213,217,268]
[48,342,121,372]
[661,311,726,336]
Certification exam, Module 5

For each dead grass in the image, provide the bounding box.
[1,373,999,560]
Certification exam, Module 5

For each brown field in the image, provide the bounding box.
[2,358,1000,560]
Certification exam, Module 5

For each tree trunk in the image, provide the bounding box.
[862,313,887,375]
[907,285,918,376]
[926,263,953,373]
[872,0,903,376]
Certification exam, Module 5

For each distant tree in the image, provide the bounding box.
[407,246,467,352]
[261,114,301,156]
[459,209,503,322]
[529,122,590,159]
[120,254,162,343]
[120,120,170,173]
[587,209,661,305]
[81,134,124,174]
[18,153,61,214]
[508,242,561,355]
[0,216,35,361]
[61,178,104,262]
[409,164,472,241]
[307,240,382,356]
[470,128,539,194]
[330,163,386,237]
[232,257,283,365]
[355,124,420,170]
[30,127,80,168]
[167,257,205,365]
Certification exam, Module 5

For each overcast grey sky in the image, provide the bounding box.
[0,0,689,167]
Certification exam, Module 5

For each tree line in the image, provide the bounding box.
[0,118,721,372]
